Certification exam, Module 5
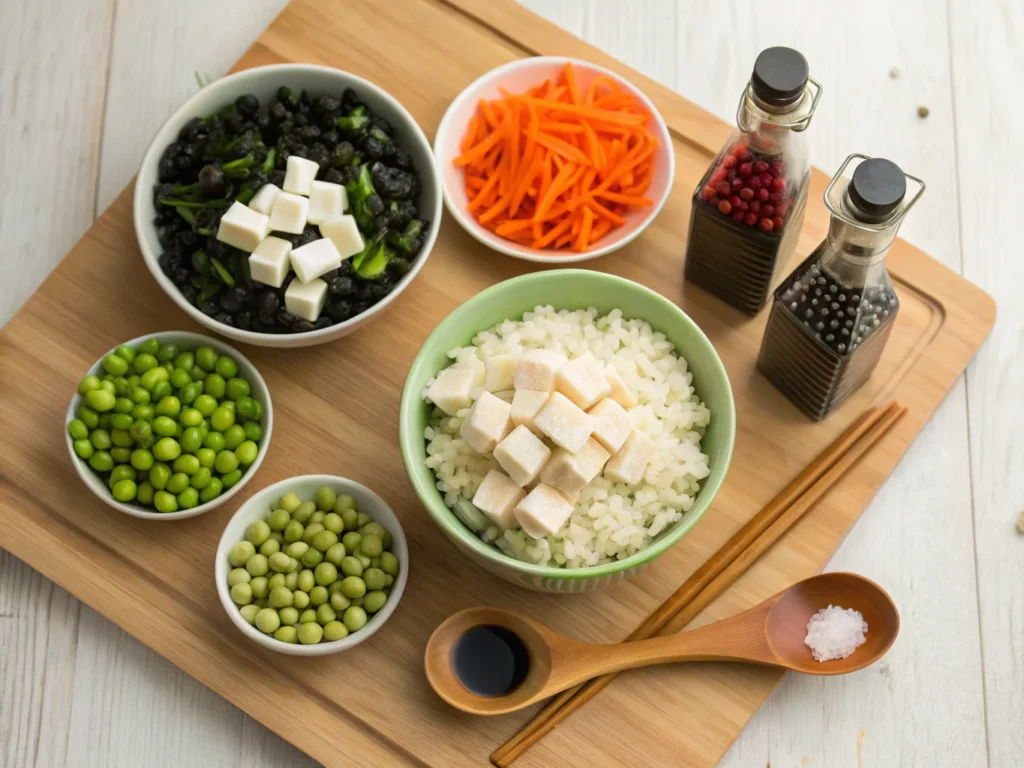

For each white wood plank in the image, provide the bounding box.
[94,0,289,212]
[0,0,115,326]
[950,0,1024,764]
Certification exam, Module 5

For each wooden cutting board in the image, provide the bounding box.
[0,0,995,766]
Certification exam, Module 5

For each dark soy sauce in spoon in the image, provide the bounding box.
[451,625,530,697]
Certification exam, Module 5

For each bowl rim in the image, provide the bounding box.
[214,474,409,655]
[132,62,443,346]
[433,55,676,264]
[65,330,274,521]
[399,269,735,580]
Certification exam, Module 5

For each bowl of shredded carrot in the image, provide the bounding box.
[434,57,674,262]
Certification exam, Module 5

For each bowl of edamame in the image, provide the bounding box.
[216,475,408,655]
[65,331,273,521]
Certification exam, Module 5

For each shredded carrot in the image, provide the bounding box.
[458,62,657,253]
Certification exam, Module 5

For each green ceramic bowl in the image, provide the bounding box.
[399,270,735,592]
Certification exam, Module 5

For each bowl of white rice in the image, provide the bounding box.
[399,270,735,592]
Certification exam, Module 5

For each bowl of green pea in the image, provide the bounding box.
[65,331,273,520]
[216,475,407,655]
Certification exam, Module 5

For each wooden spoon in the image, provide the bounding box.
[425,572,898,715]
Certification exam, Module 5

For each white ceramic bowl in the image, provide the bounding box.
[65,331,273,521]
[134,64,442,348]
[434,56,674,264]
[215,475,409,656]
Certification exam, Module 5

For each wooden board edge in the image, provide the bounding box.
[0,480,422,768]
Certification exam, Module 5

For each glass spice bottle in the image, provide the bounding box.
[757,154,925,420]
[685,47,822,315]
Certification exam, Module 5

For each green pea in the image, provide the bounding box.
[342,606,367,632]
[308,586,328,607]
[188,467,211,490]
[250,576,269,599]
[360,533,383,557]
[179,427,201,454]
[191,395,215,418]
[177,487,199,509]
[109,464,136,486]
[292,590,310,610]
[138,338,159,356]
[199,477,223,503]
[196,447,216,469]
[223,372,249,400]
[156,342,179,363]
[316,604,336,625]
[213,450,238,475]
[151,416,175,437]
[273,626,298,643]
[89,429,111,450]
[85,388,116,412]
[101,353,128,376]
[355,512,370,527]
[296,622,323,644]
[151,380,172,401]
[140,365,168,392]
[179,381,203,405]
[73,439,94,459]
[153,437,181,462]
[110,412,133,430]
[268,552,292,573]
[383,574,394,587]
[254,608,280,635]
[209,353,236,379]
[241,422,262,444]
[301,548,324,568]
[76,405,100,429]
[173,454,201,476]
[259,538,280,557]
[322,512,344,535]
[364,590,388,614]
[113,396,134,414]
[338,575,366,598]
[341,508,359,531]
[110,447,132,464]
[302,523,324,545]
[78,375,101,395]
[380,552,399,576]
[363,567,387,591]
[237,399,264,426]
[126,420,149,443]
[230,583,252,605]
[136,481,155,506]
[192,345,215,371]
[322,621,348,642]
[97,414,113,431]
[189,366,207,382]
[148,462,171,489]
[355,553,371,569]
[314,562,339,587]
[267,573,286,590]
[131,353,156,374]
[276,606,298,626]
[131,403,154,422]
[245,553,269,577]
[283,521,305,543]
[203,431,226,452]
[110,428,133,448]
[276,493,299,513]
[293,501,316,524]
[334,493,356,513]
[342,532,362,551]
[113,377,130,397]
[111,479,137,502]
[329,590,351,612]
[325,543,347,568]
[222,425,245,451]
[153,490,178,513]
[269,586,294,609]
[342,556,365,579]
[229,541,256,567]
[208,407,232,433]
[111,344,134,363]
[268,509,290,531]
[240,519,268,547]
[285,568,300,589]
[154,395,179,418]
[310,510,325,526]
[309,529,338,553]
[99,377,115,390]
[227,568,251,587]
[307,486,336,513]
[234,440,258,467]
[204,373,226,399]
[239,604,260,625]
[285,541,309,560]
[296,569,315,593]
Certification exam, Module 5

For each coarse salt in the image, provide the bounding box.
[804,605,868,662]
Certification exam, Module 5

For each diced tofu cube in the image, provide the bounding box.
[248,183,281,215]
[514,484,574,539]
[604,430,655,485]
[533,392,595,454]
[555,352,612,410]
[215,201,270,253]
[248,236,293,288]
[588,398,633,454]
[510,389,549,436]
[284,277,328,322]
[514,349,566,392]
[605,365,638,409]
[493,425,552,488]
[268,191,309,235]
[283,155,319,196]
[319,215,364,260]
[471,470,525,529]
[459,391,512,454]
[290,238,341,284]
[483,354,520,392]
[425,367,476,416]
[539,438,610,497]
[307,181,347,225]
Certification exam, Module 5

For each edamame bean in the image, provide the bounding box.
[380,552,399,576]
[259,538,280,557]
[278,607,299,626]
[109,429,132,447]
[273,626,298,643]
[166,472,190,494]
[110,447,132,464]
[221,469,243,489]
[227,568,251,587]
[199,478,223,503]
[129,420,152,443]
[364,591,387,614]
[169,368,191,389]
[341,557,363,578]
[298,622,323,644]
[78,375,101,395]
[88,450,114,472]
[132,352,157,374]
[342,606,367,632]
[250,577,269,599]
[292,590,310,610]
[149,462,171,489]
[339,576,365,598]
[156,342,179,363]
[137,482,154,505]
[112,479,138,502]
[239,604,260,625]
[229,541,256,567]
[151,380,172,401]
[73,439,94,459]
[247,520,271,547]
[283,521,304,543]
[85,388,116,412]
[268,509,290,531]
[360,534,383,557]
[363,568,387,591]
[68,418,89,441]
[173,351,195,371]
[268,586,293,608]
[301,548,323,568]
[140,366,168,392]
[325,543,347,568]
[334,493,356,513]
[131,403,154,422]
[297,569,315,593]
[279,493,302,513]
[76,405,100,429]
[246,554,269,577]
[308,586,328,607]
[254,608,280,634]
[102,353,129,377]
[234,440,258,466]
[230,583,253,605]
[330,591,351,612]
[204,373,226,399]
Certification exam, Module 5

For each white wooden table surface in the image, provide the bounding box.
[1,1,1020,766]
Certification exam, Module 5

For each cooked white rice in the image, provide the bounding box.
[423,305,711,569]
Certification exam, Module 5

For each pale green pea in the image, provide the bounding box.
[314,562,338,587]
[245,553,269,577]
[308,586,328,607]
[230,583,252,605]
[323,621,348,642]
[299,609,317,624]
[268,509,290,531]
[334,493,356,513]
[380,552,399,576]
[273,626,298,643]
[254,608,280,634]
[246,520,271,547]
[239,604,260,625]
[301,548,323,568]
[310,510,325,526]
[384,574,394,587]
[356,512,370,527]
[297,569,315,593]
[279,492,301,513]
[370,557,381,570]
[258,538,280,557]
[341,557,363,578]
[329,591,350,612]
[278,607,299,626]
[316,604,336,625]
[285,541,309,559]
[227,568,251,587]
[221,469,243,490]
[268,552,292,573]
[250,576,269,599]
[283,521,304,543]
[356,554,371,569]
[364,591,387,614]
[298,622,323,644]
[293,501,316,524]
[199,477,223,503]
[342,532,361,551]
[325,543,347,568]
[314,486,337,511]
[360,533,383,557]
[267,573,286,590]
[323,513,344,535]
[269,586,293,608]
[229,541,256,567]
[302,522,324,545]
[292,590,310,610]
[342,606,367,632]
[363,568,387,591]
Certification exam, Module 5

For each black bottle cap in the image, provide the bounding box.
[751,47,809,108]
[848,158,907,220]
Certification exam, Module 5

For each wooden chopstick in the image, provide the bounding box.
[491,401,906,766]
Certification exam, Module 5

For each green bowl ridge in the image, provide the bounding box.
[399,269,736,582]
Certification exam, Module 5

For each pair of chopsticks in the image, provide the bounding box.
[491,401,907,766]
